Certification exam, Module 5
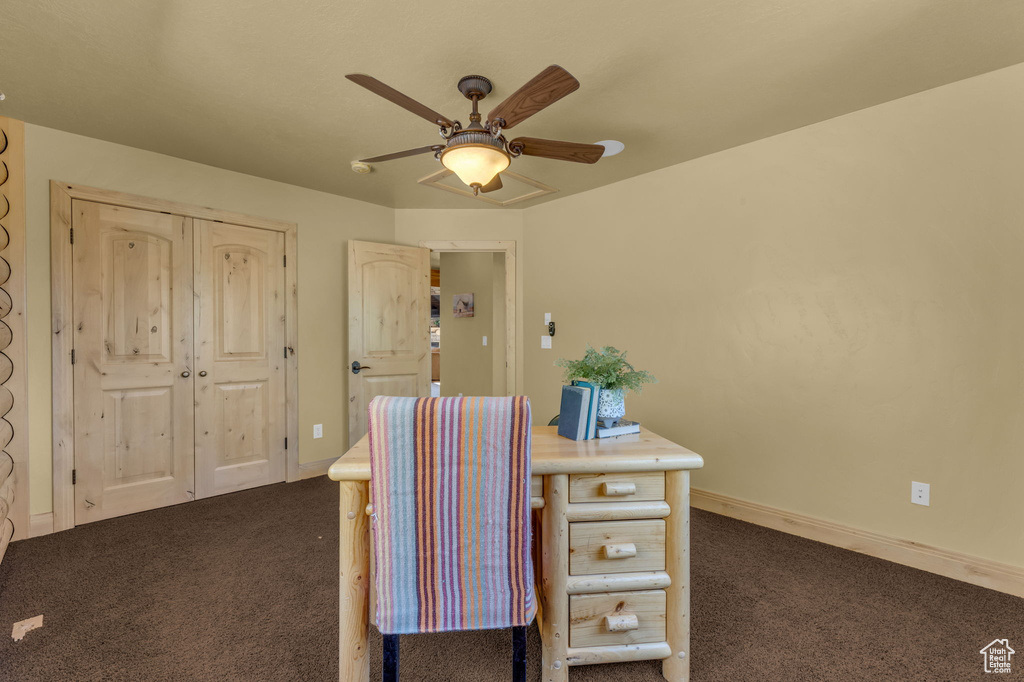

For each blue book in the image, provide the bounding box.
[573,381,601,440]
[557,385,590,441]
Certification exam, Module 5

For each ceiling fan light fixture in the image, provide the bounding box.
[440,133,510,190]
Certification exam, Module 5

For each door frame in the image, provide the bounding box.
[419,240,517,395]
[50,181,299,532]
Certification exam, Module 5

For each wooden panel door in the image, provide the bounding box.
[72,201,195,523]
[348,241,430,446]
[194,220,286,497]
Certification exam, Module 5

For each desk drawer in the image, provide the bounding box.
[569,472,665,503]
[569,590,666,648]
[569,519,665,575]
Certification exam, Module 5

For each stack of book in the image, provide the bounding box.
[596,419,640,438]
[556,383,641,440]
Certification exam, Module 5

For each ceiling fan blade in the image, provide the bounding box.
[346,74,455,128]
[359,145,442,163]
[510,137,604,164]
[479,174,503,193]
[487,65,580,130]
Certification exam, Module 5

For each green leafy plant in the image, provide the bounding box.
[555,345,657,394]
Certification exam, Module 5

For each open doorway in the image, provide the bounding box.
[429,258,441,396]
[421,241,516,399]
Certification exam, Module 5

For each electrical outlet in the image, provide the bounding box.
[313,424,323,439]
[541,336,552,349]
[911,481,929,506]
[482,336,488,346]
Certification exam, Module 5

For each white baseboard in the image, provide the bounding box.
[298,457,336,480]
[29,512,54,538]
[690,488,1024,599]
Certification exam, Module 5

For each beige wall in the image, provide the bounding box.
[523,62,1024,567]
[440,252,494,397]
[24,125,394,514]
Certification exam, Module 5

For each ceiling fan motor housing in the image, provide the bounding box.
[457,75,493,100]
[444,130,505,153]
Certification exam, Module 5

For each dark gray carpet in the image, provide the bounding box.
[0,476,1020,680]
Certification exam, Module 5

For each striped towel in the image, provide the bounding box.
[367,396,536,635]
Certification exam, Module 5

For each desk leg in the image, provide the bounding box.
[662,470,690,682]
[339,480,371,682]
[541,474,569,682]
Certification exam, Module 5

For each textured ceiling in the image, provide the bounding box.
[3,0,1024,209]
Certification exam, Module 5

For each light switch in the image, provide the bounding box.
[541,336,552,349]
[544,313,552,325]
[482,336,488,346]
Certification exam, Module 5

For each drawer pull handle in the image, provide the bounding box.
[605,614,639,632]
[602,481,637,497]
[602,543,637,559]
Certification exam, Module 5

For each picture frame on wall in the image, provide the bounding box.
[453,293,474,318]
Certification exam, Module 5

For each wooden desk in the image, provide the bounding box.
[329,426,704,682]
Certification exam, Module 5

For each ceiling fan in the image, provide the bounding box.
[346,65,605,195]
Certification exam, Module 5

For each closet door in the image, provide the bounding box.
[194,220,286,498]
[72,201,195,523]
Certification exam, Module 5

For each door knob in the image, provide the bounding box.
[181,370,190,378]
[198,371,208,377]
[351,361,372,374]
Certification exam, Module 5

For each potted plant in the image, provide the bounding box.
[555,345,656,426]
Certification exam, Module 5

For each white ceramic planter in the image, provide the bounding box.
[597,388,626,427]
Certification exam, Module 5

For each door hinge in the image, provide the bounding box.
[284,437,288,450]
[284,346,288,359]
[69,228,74,245]
[283,254,287,267]
[72,469,77,485]
[71,348,76,365]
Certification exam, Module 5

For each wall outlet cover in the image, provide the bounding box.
[482,336,488,346]
[541,336,552,349]
[911,481,930,506]
[313,424,323,439]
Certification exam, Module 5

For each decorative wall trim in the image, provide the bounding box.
[691,488,1024,599]
[298,457,337,480]
[0,116,29,552]
[30,512,54,538]
[50,181,299,532]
